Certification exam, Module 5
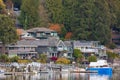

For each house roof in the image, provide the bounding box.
[16,38,60,47]
[17,39,49,46]
[73,41,99,47]
[64,41,72,47]
[27,27,56,33]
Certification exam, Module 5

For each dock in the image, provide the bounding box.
[4,72,37,75]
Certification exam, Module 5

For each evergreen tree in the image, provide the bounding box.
[72,0,94,40]
[91,0,111,44]
[19,0,40,29]
[39,0,49,27]
[0,14,18,54]
[12,0,22,9]
[45,0,63,24]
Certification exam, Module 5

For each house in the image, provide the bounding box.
[112,27,120,44]
[36,38,73,59]
[63,41,73,59]
[7,40,38,59]
[73,40,107,59]
[7,38,73,59]
[27,27,59,39]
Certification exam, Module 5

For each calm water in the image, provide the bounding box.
[0,72,120,80]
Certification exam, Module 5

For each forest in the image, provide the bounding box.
[1,0,120,45]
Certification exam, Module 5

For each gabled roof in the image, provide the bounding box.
[27,27,56,33]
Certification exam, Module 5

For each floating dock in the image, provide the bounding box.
[4,72,37,75]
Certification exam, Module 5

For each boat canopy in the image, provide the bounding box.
[89,60,108,67]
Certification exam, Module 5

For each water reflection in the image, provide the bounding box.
[0,72,119,80]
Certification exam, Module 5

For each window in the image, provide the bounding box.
[9,47,14,50]
[68,53,71,56]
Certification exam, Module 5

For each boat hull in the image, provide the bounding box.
[86,67,112,76]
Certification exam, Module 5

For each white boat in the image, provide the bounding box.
[86,60,112,76]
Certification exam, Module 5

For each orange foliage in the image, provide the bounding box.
[65,32,72,39]
[16,29,24,35]
[16,29,22,35]
[49,24,62,33]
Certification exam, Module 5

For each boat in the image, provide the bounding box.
[86,60,112,76]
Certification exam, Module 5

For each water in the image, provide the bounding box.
[0,72,120,80]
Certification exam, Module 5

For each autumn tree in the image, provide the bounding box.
[49,24,62,34]
[65,32,72,40]
[0,14,18,54]
[0,0,5,13]
[49,24,66,38]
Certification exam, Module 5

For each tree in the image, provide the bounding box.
[45,0,63,24]
[12,0,22,9]
[49,24,62,34]
[106,51,118,61]
[73,49,84,63]
[71,0,94,40]
[87,55,97,62]
[39,54,47,63]
[90,0,111,44]
[65,32,72,40]
[38,0,50,27]
[19,0,40,29]
[73,49,82,58]
[0,0,5,13]
[0,14,18,54]
[0,54,9,62]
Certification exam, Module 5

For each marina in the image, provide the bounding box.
[0,61,120,80]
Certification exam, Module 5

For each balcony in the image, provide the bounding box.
[81,49,97,53]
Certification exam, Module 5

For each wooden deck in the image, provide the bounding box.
[4,72,37,75]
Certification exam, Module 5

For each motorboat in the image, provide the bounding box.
[86,60,112,76]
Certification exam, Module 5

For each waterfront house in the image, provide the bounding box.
[36,38,73,59]
[7,38,73,59]
[111,27,120,45]
[73,40,107,59]
[27,27,59,39]
[7,40,38,59]
[63,41,73,59]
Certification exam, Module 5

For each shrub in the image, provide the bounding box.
[10,56,19,62]
[0,54,9,62]
[56,57,70,64]
[107,43,116,49]
[87,55,97,62]
[18,59,31,63]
